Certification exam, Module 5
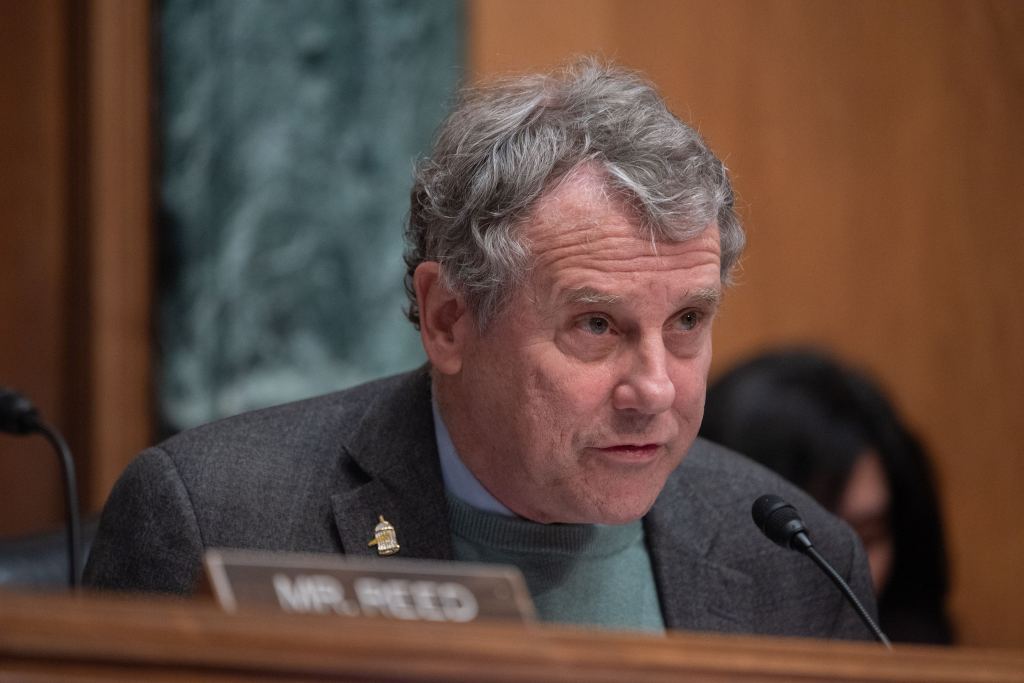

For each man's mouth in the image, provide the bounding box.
[594,443,663,461]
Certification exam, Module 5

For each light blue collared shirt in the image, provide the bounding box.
[431,395,514,517]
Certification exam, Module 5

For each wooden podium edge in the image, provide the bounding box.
[0,590,1021,682]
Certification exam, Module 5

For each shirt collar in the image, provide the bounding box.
[432,393,514,517]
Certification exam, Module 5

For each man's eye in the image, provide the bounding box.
[584,316,611,335]
[678,311,701,331]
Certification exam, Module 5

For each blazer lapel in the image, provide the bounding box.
[331,368,455,562]
[645,468,754,633]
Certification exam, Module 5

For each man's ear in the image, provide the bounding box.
[413,261,470,375]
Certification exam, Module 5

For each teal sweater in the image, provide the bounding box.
[447,496,664,632]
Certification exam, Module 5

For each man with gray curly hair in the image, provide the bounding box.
[86,60,876,640]
[405,59,743,531]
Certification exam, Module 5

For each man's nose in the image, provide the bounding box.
[612,337,676,414]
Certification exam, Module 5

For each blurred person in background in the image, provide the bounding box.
[700,349,954,644]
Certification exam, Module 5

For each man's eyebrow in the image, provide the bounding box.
[689,287,722,307]
[562,287,623,305]
[561,286,721,308]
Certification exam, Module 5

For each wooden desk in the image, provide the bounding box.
[0,590,1021,681]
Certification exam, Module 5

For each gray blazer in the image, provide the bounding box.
[84,367,877,639]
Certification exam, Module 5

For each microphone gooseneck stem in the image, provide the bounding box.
[802,545,891,650]
[36,419,82,589]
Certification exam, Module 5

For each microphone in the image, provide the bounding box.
[1,386,82,588]
[752,494,891,649]
[0,386,41,434]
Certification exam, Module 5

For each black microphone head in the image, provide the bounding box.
[0,387,40,435]
[752,494,812,551]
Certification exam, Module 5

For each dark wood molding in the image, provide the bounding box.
[74,0,155,510]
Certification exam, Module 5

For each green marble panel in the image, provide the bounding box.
[158,0,462,433]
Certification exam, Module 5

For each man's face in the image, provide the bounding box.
[437,169,723,524]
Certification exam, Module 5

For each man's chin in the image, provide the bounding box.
[563,496,659,526]
[515,502,650,526]
[503,479,663,525]
[590,505,655,526]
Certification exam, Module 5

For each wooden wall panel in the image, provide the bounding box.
[0,0,70,535]
[0,0,153,535]
[76,0,154,509]
[468,0,1024,648]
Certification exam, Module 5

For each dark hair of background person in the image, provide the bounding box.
[700,349,954,645]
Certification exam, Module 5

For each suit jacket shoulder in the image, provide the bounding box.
[646,438,877,639]
[84,368,451,594]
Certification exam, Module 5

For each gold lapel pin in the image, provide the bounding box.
[367,515,400,556]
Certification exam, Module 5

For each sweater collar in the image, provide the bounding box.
[447,495,643,558]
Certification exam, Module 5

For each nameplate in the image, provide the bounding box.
[203,549,536,624]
